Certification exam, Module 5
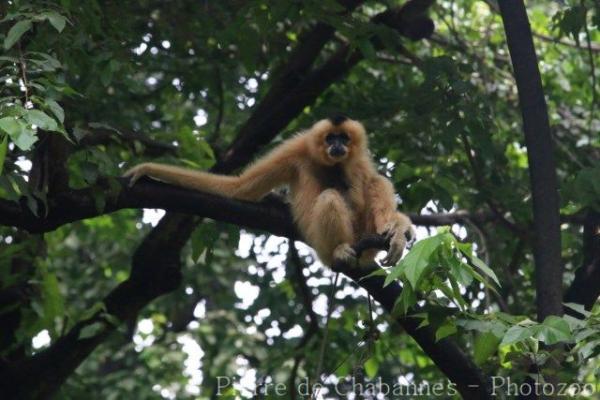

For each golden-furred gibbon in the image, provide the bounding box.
[125,116,414,267]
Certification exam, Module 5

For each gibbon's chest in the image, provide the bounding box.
[312,164,350,193]
[301,163,365,211]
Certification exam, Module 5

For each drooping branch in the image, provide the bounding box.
[328,236,493,399]
[497,1,563,321]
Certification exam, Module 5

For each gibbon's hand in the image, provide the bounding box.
[380,220,416,266]
[123,162,154,187]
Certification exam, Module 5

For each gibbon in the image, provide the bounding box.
[125,116,414,267]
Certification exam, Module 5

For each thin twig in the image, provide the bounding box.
[582,1,597,131]
[17,42,29,106]
[458,130,525,236]
[311,272,340,400]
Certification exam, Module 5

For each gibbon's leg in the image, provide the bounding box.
[306,189,356,266]
[366,175,415,266]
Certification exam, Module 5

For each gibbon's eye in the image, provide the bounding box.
[325,132,350,145]
[338,132,350,145]
[325,133,336,145]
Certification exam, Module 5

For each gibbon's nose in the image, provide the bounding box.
[329,145,346,157]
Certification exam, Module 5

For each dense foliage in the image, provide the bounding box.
[0,0,599,399]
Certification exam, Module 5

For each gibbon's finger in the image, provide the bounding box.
[123,165,147,187]
[128,174,139,187]
[405,226,417,249]
[383,235,405,266]
[124,168,143,187]
[382,222,397,239]
[333,243,356,263]
[122,166,136,179]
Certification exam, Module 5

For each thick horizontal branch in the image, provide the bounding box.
[0,177,296,236]
[0,178,509,235]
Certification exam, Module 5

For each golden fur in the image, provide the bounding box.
[125,118,413,267]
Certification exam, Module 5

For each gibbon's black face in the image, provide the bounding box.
[325,132,350,159]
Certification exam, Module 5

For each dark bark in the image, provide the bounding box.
[0,177,502,235]
[497,0,563,321]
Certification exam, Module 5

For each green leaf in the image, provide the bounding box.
[45,99,65,123]
[392,282,415,315]
[79,302,107,321]
[25,109,59,131]
[0,117,21,136]
[563,302,591,318]
[15,127,38,150]
[501,325,534,346]
[78,321,106,340]
[364,357,379,378]
[435,320,457,341]
[398,233,447,289]
[0,117,38,150]
[42,12,67,32]
[39,265,64,334]
[469,254,500,286]
[455,241,500,286]
[536,316,572,345]
[473,332,500,365]
[357,39,376,59]
[0,135,7,175]
[190,223,219,263]
[448,257,473,286]
[4,20,32,50]
[577,339,600,360]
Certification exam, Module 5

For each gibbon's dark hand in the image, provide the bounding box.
[381,220,416,266]
[123,163,154,186]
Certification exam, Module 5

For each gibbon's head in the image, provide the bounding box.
[308,115,368,166]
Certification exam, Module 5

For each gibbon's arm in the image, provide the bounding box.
[124,140,299,201]
[366,174,414,266]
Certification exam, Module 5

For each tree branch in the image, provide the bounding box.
[215,0,435,172]
[328,237,493,399]
[497,1,563,321]
[78,127,177,157]
[0,177,507,235]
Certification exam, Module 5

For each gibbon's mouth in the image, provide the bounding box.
[328,146,347,158]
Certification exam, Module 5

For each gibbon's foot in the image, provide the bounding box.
[333,243,357,264]
[380,221,414,266]
[123,163,152,187]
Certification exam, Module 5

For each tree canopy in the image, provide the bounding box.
[0,0,599,399]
